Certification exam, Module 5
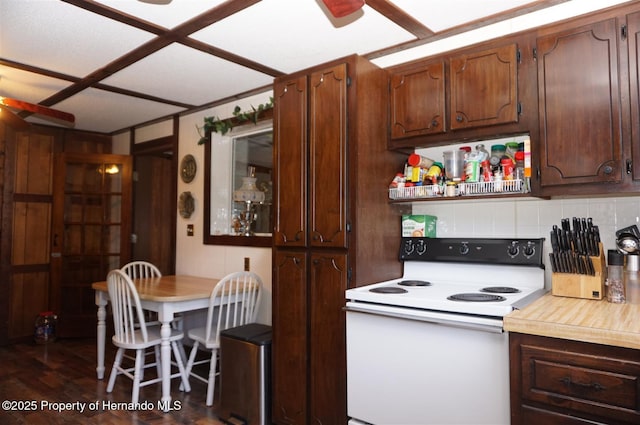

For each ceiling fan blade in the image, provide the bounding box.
[0,97,75,125]
[322,0,365,17]
[0,104,30,130]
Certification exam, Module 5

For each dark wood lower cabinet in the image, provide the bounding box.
[510,333,640,425]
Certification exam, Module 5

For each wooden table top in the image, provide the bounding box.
[92,275,220,302]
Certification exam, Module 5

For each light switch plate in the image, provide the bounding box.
[187,224,194,236]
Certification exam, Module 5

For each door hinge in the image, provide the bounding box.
[516,49,521,63]
[131,233,138,244]
[347,267,352,282]
[347,76,352,87]
[517,102,522,115]
[133,171,139,182]
[346,221,352,232]
[532,47,537,61]
[622,24,628,40]
[627,159,633,174]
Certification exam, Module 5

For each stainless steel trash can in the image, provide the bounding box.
[220,323,272,425]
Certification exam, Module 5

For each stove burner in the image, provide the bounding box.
[447,293,507,302]
[398,280,431,287]
[370,286,408,294]
[481,286,521,294]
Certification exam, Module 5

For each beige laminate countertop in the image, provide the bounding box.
[504,293,640,350]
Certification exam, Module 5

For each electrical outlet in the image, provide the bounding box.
[244,257,250,271]
[187,224,194,236]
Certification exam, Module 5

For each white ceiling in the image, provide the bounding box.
[0,0,633,134]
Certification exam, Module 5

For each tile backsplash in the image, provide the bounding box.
[411,195,640,286]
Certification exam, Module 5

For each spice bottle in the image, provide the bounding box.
[606,250,626,303]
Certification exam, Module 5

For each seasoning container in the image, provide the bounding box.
[514,151,525,181]
[489,144,506,167]
[505,142,519,159]
[34,311,57,344]
[501,157,514,180]
[606,250,626,303]
[407,153,434,169]
[445,181,457,197]
[425,162,443,184]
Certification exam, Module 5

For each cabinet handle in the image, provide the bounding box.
[559,376,606,392]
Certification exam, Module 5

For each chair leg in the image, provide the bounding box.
[171,341,191,392]
[106,348,125,393]
[206,350,219,407]
[132,349,144,404]
[184,341,200,379]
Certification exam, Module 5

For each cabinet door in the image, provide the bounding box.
[629,12,640,180]
[537,19,622,187]
[309,251,348,425]
[389,61,446,139]
[272,250,308,425]
[273,76,308,247]
[450,44,518,130]
[309,64,348,249]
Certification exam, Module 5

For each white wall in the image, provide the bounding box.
[176,93,274,325]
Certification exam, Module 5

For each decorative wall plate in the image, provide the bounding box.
[180,154,197,183]
[179,191,195,218]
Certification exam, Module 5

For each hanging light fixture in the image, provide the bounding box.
[233,166,265,236]
[321,0,365,18]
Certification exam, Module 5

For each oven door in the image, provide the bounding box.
[345,303,510,425]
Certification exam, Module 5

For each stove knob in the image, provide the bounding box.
[416,239,427,255]
[404,240,415,256]
[459,243,469,255]
[508,241,520,257]
[524,241,536,258]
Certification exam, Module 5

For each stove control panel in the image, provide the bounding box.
[399,237,545,267]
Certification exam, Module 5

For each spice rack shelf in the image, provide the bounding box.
[389,179,527,201]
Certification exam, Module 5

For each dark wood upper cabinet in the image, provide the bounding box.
[389,60,446,139]
[629,11,640,181]
[388,42,523,149]
[450,44,518,130]
[537,18,623,189]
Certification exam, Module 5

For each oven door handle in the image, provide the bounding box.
[345,302,505,334]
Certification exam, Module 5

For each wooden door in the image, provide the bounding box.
[272,249,308,425]
[273,75,308,248]
[132,154,174,274]
[537,19,622,187]
[309,63,348,249]
[450,44,519,130]
[50,153,132,338]
[4,128,60,342]
[389,60,446,140]
[309,251,348,425]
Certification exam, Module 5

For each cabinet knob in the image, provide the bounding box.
[603,165,613,174]
[431,120,439,128]
[456,115,463,122]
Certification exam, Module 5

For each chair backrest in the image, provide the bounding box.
[121,261,161,279]
[204,271,263,344]
[107,269,150,344]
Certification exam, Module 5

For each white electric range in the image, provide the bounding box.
[345,237,546,425]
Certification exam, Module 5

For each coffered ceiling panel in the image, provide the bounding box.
[0,0,634,134]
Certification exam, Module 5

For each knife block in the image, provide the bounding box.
[551,243,606,300]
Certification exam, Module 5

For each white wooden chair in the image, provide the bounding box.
[105,269,191,404]
[184,271,263,406]
[121,261,183,329]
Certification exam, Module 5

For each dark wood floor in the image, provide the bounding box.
[0,338,227,424]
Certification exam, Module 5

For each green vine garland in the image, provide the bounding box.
[197,98,274,144]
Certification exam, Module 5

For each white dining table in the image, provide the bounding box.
[92,275,220,411]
